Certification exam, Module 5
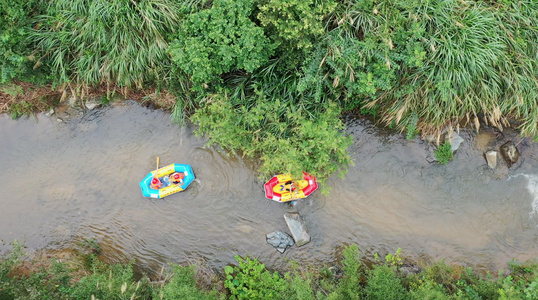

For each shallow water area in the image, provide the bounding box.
[1,101,537,275]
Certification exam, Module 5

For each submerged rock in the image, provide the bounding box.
[266,231,294,253]
[500,141,520,167]
[449,132,464,153]
[284,212,311,247]
[485,151,498,169]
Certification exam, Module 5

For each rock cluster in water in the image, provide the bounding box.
[266,211,312,253]
[266,231,294,253]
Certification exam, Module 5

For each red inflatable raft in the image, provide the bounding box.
[264,172,318,202]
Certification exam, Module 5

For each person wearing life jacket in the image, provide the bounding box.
[280,181,296,192]
[150,177,162,189]
[170,172,185,185]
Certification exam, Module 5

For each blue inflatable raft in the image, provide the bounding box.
[140,164,195,198]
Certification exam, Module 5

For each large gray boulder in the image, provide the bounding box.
[266,231,294,253]
[284,212,311,247]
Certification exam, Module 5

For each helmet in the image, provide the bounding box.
[152,178,160,184]
[173,173,181,179]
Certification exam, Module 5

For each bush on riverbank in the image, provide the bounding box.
[1,0,537,183]
[2,242,538,299]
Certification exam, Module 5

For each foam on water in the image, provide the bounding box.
[513,174,538,220]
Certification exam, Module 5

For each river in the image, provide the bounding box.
[1,101,537,276]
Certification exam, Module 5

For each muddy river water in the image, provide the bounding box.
[1,101,537,275]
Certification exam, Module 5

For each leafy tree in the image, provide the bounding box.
[169,0,275,89]
[191,90,352,184]
[0,0,44,84]
[257,0,336,67]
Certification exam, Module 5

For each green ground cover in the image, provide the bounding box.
[1,241,537,299]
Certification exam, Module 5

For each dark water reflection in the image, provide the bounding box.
[1,101,537,275]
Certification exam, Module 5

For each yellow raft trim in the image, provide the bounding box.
[279,190,306,202]
[158,184,184,198]
[152,164,176,178]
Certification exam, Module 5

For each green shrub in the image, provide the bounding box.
[154,265,218,300]
[7,100,34,119]
[169,0,275,88]
[406,115,419,140]
[407,277,450,300]
[365,265,407,300]
[224,255,288,300]
[434,142,453,165]
[69,255,152,300]
[455,268,498,300]
[297,28,397,113]
[420,260,462,294]
[0,0,44,84]
[257,0,336,62]
[0,241,24,299]
[13,260,73,300]
[191,92,352,185]
[286,274,315,300]
[336,244,362,300]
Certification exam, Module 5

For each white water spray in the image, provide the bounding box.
[512,174,538,220]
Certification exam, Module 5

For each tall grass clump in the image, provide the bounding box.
[154,265,219,299]
[300,0,537,139]
[379,0,506,132]
[494,1,538,137]
[370,0,537,136]
[31,0,181,89]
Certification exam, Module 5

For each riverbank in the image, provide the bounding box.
[2,241,537,299]
[0,81,177,119]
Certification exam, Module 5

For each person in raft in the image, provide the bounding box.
[170,172,185,185]
[280,181,296,192]
[150,177,162,189]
